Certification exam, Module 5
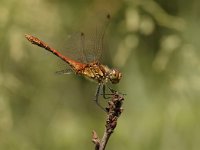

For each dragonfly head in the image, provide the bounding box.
[109,69,122,84]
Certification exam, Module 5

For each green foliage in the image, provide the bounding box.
[0,0,200,149]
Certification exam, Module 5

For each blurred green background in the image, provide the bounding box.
[1,0,200,150]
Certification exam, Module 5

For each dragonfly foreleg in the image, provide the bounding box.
[106,86,126,96]
[94,83,106,111]
[101,84,112,99]
[100,85,117,97]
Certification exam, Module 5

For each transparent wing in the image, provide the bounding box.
[61,13,111,64]
[91,14,111,62]
[55,68,74,75]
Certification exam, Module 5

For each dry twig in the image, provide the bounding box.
[92,92,124,150]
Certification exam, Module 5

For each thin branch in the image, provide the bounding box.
[92,92,124,150]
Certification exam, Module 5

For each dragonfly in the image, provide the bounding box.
[25,14,122,109]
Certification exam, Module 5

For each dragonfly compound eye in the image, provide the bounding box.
[109,69,122,84]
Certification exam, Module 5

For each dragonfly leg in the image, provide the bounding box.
[94,83,106,111]
[107,86,126,96]
[102,84,111,99]
[108,86,117,93]
[100,85,116,97]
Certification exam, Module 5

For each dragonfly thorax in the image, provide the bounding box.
[79,62,122,84]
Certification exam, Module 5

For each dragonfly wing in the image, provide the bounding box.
[83,13,111,63]
[55,68,74,75]
[61,13,111,64]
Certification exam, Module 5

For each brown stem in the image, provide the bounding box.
[92,92,124,150]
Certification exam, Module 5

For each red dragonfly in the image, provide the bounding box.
[25,14,122,109]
